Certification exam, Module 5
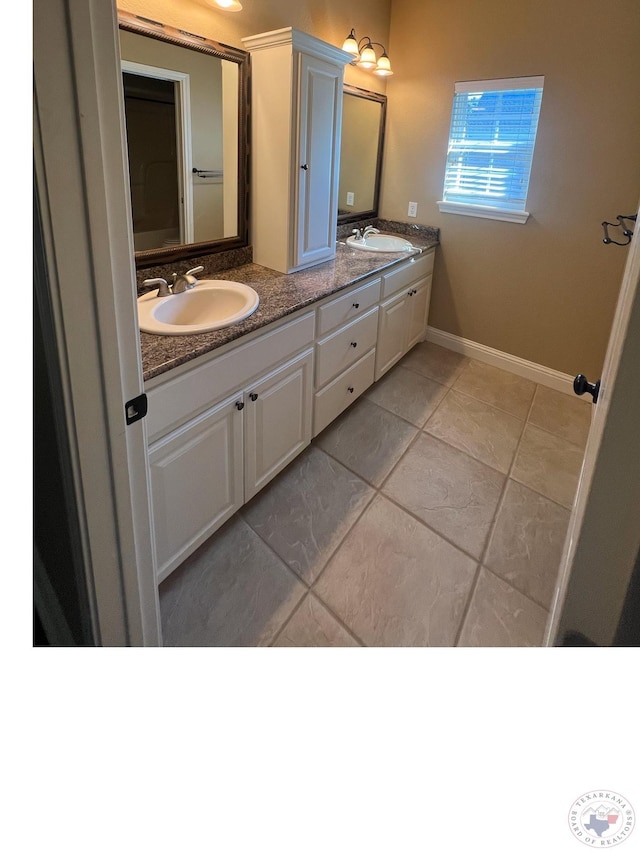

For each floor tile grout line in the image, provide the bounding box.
[453,564,484,647]
[480,563,551,615]
[379,489,488,566]
[242,447,377,596]
[238,507,315,591]
[485,382,540,552]
[360,377,466,495]
[454,385,542,647]
[363,382,450,431]
[307,590,368,647]
[305,485,376,593]
[388,426,512,487]
[520,418,590,453]
[323,403,503,568]
[442,384,532,424]
[268,589,311,646]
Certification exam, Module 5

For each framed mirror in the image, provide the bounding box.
[117,11,250,268]
[337,84,387,224]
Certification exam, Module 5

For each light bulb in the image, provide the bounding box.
[357,44,377,69]
[212,0,243,10]
[373,53,393,76]
[342,29,359,57]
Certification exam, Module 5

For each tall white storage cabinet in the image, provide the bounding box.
[242,28,351,274]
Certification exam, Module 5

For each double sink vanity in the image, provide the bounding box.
[119,11,438,584]
[141,232,437,582]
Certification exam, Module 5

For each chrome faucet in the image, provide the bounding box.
[171,265,204,294]
[351,228,364,241]
[142,276,172,297]
[362,226,380,239]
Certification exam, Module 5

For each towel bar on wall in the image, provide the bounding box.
[192,167,223,179]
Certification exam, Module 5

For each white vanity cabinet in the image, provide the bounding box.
[312,276,381,435]
[243,349,313,501]
[375,250,435,380]
[145,312,315,582]
[243,28,351,274]
[147,394,244,582]
[144,247,436,583]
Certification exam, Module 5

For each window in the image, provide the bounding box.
[438,76,544,224]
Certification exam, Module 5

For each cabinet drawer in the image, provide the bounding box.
[315,307,378,388]
[146,311,315,443]
[317,277,381,336]
[313,349,376,437]
[382,250,434,299]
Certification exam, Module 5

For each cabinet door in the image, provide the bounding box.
[148,395,243,582]
[294,53,343,269]
[375,291,410,381]
[244,348,314,501]
[406,274,433,352]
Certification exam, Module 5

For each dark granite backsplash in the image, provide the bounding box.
[337,218,439,242]
[136,246,253,295]
[136,221,439,295]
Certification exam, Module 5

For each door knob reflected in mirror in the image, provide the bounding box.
[573,374,600,403]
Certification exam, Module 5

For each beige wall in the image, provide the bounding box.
[118,0,640,376]
[117,0,392,94]
[382,0,640,376]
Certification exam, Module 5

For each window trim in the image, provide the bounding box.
[437,200,530,225]
[438,75,544,224]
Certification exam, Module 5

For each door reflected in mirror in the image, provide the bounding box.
[118,12,248,267]
[338,85,387,224]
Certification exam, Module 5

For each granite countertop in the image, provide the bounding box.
[140,226,439,383]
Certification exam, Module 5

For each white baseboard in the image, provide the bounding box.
[424,326,585,399]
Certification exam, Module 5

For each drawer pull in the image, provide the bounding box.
[235,400,244,411]
[347,386,355,393]
[350,341,358,348]
[249,392,259,402]
[352,302,360,309]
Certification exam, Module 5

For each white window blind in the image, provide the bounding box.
[439,76,544,223]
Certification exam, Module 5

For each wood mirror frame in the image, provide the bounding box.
[118,10,250,269]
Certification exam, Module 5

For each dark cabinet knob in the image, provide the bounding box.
[347,386,355,393]
[249,392,259,402]
[301,163,308,170]
[352,302,360,309]
[350,341,358,348]
[573,374,600,403]
[235,400,244,411]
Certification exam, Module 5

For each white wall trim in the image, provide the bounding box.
[436,200,530,224]
[425,325,588,399]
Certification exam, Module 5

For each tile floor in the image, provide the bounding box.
[160,342,591,647]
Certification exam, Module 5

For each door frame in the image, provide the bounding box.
[121,60,194,245]
[546,202,640,646]
[34,0,160,645]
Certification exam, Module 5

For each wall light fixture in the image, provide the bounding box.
[341,29,393,76]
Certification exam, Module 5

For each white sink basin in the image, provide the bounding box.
[138,280,260,335]
[347,234,415,253]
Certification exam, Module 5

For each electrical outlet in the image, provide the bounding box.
[346,191,355,206]
[408,201,418,217]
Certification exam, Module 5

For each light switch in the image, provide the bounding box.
[346,191,355,206]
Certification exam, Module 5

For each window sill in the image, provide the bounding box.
[437,201,530,224]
